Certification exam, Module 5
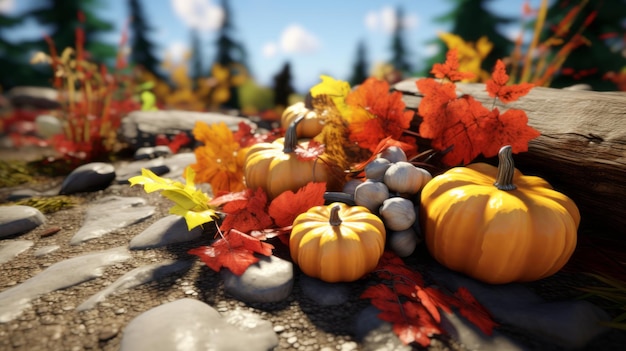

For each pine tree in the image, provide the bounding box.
[423,0,514,75]
[272,61,294,107]
[25,0,117,64]
[212,0,248,110]
[128,0,162,79]
[349,40,369,86]
[541,0,626,90]
[389,7,412,75]
[190,29,203,90]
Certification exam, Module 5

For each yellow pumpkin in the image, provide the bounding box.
[281,102,325,138]
[290,202,386,282]
[244,116,329,199]
[420,145,580,284]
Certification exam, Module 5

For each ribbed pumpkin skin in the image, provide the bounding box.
[290,203,386,283]
[244,137,328,199]
[420,163,580,284]
[281,102,324,138]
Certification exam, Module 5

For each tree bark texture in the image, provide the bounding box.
[393,78,626,233]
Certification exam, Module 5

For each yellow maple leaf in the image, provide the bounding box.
[190,121,248,194]
[309,75,353,122]
[439,32,493,82]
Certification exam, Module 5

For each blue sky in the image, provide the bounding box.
[1,0,532,92]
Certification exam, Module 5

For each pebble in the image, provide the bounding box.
[69,196,155,245]
[59,162,116,195]
[33,245,60,257]
[119,298,278,351]
[129,214,204,249]
[299,274,350,306]
[221,255,294,303]
[114,157,170,184]
[0,240,33,264]
[0,206,45,238]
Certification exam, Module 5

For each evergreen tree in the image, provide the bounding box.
[389,7,412,75]
[25,0,117,64]
[128,0,162,79]
[349,40,369,86]
[0,13,48,89]
[423,0,514,75]
[190,29,203,90]
[272,61,294,107]
[541,0,626,90]
[212,0,248,109]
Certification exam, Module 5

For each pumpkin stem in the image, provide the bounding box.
[494,145,517,191]
[329,205,342,226]
[283,115,304,153]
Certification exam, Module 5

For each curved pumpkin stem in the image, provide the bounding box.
[494,145,517,191]
[329,205,343,226]
[283,115,304,153]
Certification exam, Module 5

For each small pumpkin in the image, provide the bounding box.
[383,161,432,194]
[290,202,386,282]
[388,228,420,257]
[379,197,416,231]
[378,146,407,163]
[354,180,389,213]
[244,116,329,199]
[420,145,580,284]
[281,102,325,138]
[365,158,391,182]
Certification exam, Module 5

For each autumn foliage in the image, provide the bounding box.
[417,49,540,165]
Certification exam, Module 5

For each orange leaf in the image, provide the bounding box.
[268,182,326,227]
[346,78,415,153]
[431,48,476,82]
[220,187,274,233]
[478,108,541,157]
[486,60,534,103]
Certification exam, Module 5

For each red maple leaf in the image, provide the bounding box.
[188,228,274,275]
[351,137,418,172]
[431,48,476,82]
[346,77,416,153]
[361,251,498,346]
[268,182,326,227]
[486,60,534,104]
[295,140,325,161]
[234,121,283,147]
[219,187,274,233]
[478,108,541,157]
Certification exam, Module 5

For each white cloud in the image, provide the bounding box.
[171,0,224,31]
[262,42,278,58]
[280,24,320,54]
[365,6,419,34]
[0,0,14,14]
[166,42,189,63]
[423,43,440,58]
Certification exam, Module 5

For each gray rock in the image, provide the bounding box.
[59,162,116,195]
[0,240,33,264]
[160,152,199,181]
[222,255,293,303]
[120,110,256,149]
[70,196,155,245]
[114,157,169,184]
[34,114,63,139]
[0,205,46,238]
[428,263,611,350]
[299,274,350,306]
[440,311,527,351]
[77,259,192,311]
[353,306,411,351]
[0,246,131,322]
[129,215,204,249]
[33,245,60,257]
[119,298,278,351]
[7,86,60,110]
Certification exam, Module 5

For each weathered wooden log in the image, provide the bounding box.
[393,78,626,233]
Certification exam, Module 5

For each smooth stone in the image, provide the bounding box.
[440,311,527,351]
[222,255,293,303]
[114,157,169,184]
[119,298,278,351]
[77,260,192,311]
[59,162,116,195]
[299,274,350,306]
[34,114,63,139]
[120,110,256,148]
[0,205,46,238]
[428,263,611,350]
[129,215,204,250]
[6,189,44,201]
[0,246,131,322]
[152,145,173,157]
[7,86,60,109]
[33,245,60,257]
[0,240,33,264]
[160,152,198,180]
[70,196,155,245]
[134,146,157,160]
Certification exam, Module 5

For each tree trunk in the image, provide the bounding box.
[393,78,626,233]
